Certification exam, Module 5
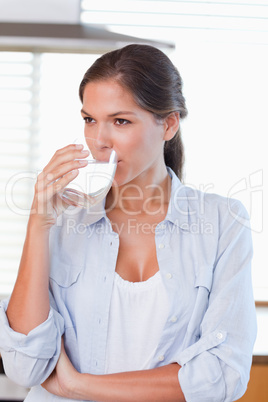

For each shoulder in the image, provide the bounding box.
[169,168,249,225]
[169,169,250,235]
[184,184,249,221]
[174,185,250,238]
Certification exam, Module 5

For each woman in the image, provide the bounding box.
[0,44,256,401]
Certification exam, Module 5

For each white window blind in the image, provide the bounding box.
[0,52,40,296]
[0,52,97,298]
[81,0,268,45]
[81,0,268,29]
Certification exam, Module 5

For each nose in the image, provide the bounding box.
[94,136,109,149]
[94,124,112,149]
[85,124,112,151]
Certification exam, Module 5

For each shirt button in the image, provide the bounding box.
[158,243,165,249]
[166,273,172,279]
[158,355,165,362]
[160,224,166,229]
[216,332,223,340]
[170,316,177,323]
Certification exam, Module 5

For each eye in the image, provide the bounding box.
[83,117,95,124]
[115,118,131,126]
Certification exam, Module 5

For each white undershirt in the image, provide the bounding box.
[105,271,170,374]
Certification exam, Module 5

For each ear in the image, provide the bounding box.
[163,112,180,141]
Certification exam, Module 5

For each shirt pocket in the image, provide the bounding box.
[49,259,84,330]
[49,259,83,288]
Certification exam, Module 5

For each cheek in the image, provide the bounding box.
[84,127,89,143]
[84,138,94,156]
[84,129,97,153]
[122,128,149,150]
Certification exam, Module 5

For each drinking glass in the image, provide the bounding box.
[61,142,117,208]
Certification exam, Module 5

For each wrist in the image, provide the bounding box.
[29,196,57,229]
[68,372,92,400]
[27,213,53,234]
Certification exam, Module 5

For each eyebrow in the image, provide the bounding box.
[81,109,136,117]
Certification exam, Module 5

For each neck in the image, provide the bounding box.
[106,166,171,215]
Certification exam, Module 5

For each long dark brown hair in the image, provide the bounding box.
[79,44,188,180]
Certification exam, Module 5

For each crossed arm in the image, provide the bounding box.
[42,339,185,402]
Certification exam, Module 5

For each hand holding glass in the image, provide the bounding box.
[61,140,117,208]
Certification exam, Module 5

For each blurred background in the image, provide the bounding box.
[0,0,267,400]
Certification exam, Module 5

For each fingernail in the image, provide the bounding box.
[81,150,89,155]
[75,144,84,149]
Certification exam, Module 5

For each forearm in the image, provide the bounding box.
[6,216,50,335]
[6,145,89,335]
[72,363,184,402]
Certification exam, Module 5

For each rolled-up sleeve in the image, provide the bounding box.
[0,298,64,387]
[177,200,257,402]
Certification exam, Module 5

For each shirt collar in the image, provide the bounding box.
[165,168,191,230]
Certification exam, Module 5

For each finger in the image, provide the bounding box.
[35,169,79,209]
[50,169,80,197]
[52,143,84,156]
[46,159,87,185]
[44,145,89,174]
[37,159,87,193]
[51,144,86,159]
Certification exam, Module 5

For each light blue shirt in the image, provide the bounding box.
[0,169,257,402]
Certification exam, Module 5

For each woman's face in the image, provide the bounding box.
[81,79,168,187]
